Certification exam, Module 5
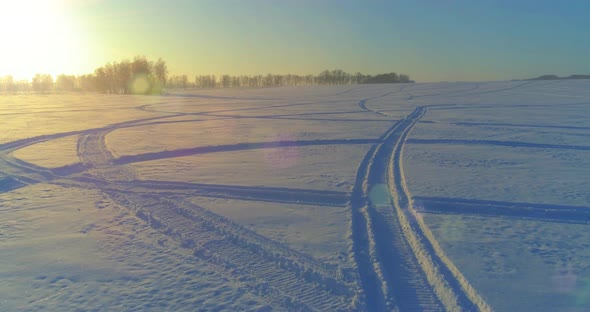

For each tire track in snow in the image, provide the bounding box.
[108,192,354,311]
[388,107,490,311]
[0,114,183,190]
[414,196,590,225]
[128,180,349,207]
[358,99,390,117]
[73,123,358,311]
[114,138,379,165]
[349,105,491,311]
[58,177,347,209]
[349,107,443,311]
[0,142,61,190]
[357,85,410,117]
[407,138,590,151]
[0,115,177,153]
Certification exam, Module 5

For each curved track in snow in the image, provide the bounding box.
[0,113,360,312]
[349,100,491,311]
[72,120,358,311]
[2,81,569,310]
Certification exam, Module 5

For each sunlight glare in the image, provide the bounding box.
[0,0,88,80]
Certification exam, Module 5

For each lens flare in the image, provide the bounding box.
[574,277,590,307]
[130,74,151,94]
[368,184,390,208]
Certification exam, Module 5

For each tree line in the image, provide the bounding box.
[520,74,590,81]
[0,56,413,94]
[172,70,413,89]
[0,56,168,94]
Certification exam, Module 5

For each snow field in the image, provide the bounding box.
[1,80,589,311]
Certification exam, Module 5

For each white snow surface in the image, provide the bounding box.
[1,81,590,311]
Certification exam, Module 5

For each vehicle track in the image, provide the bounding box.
[357,86,409,117]
[5,81,576,310]
[128,179,349,207]
[3,82,544,310]
[0,114,177,153]
[350,107,443,311]
[72,122,359,311]
[113,138,379,165]
[389,107,490,311]
[349,105,491,311]
[108,192,354,311]
[414,196,590,225]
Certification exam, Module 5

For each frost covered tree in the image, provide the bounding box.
[31,73,53,93]
[153,58,168,87]
[86,56,169,94]
[55,74,76,91]
[0,75,15,92]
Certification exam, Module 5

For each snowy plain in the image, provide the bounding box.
[1,80,590,311]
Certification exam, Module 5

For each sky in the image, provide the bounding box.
[0,0,589,82]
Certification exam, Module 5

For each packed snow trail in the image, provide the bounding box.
[388,107,490,311]
[350,107,443,311]
[414,196,590,224]
[72,122,358,311]
[349,104,491,311]
[3,81,588,310]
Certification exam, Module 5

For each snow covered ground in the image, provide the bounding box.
[1,80,589,311]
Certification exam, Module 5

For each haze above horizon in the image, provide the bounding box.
[0,0,589,82]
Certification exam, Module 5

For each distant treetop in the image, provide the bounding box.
[525,74,590,81]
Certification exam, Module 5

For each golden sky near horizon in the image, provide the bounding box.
[1,0,589,82]
[0,1,96,80]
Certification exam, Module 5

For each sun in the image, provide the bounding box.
[0,0,89,80]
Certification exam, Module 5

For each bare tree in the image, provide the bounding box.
[32,74,53,93]
[56,74,76,91]
[0,75,15,92]
[154,58,168,87]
